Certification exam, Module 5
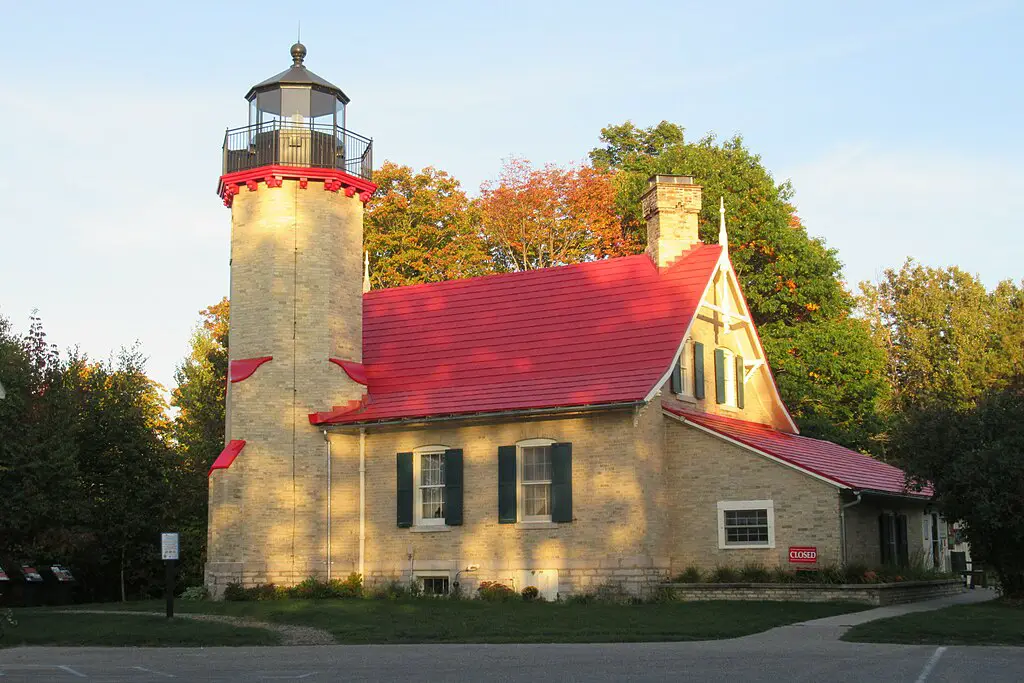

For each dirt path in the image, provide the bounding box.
[60,609,335,646]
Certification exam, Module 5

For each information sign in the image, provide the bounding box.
[161,532,180,561]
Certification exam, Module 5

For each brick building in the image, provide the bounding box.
[206,46,945,598]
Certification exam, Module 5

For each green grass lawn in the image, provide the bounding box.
[0,611,280,648]
[843,601,1024,646]
[64,599,868,644]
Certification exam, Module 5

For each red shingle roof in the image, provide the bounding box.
[664,401,931,498]
[311,246,722,425]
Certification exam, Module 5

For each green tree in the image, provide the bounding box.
[169,298,229,587]
[859,260,1024,413]
[0,313,81,568]
[591,122,886,448]
[895,377,1024,597]
[364,161,494,288]
[66,347,175,601]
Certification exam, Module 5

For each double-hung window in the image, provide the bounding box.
[521,444,553,521]
[718,500,775,549]
[416,449,446,526]
[397,447,463,529]
[497,439,572,525]
[721,348,737,407]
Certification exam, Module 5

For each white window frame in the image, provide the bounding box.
[719,347,737,408]
[678,339,694,398]
[415,572,451,596]
[413,445,449,527]
[717,500,775,549]
[517,438,556,523]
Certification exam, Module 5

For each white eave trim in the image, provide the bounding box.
[663,409,849,491]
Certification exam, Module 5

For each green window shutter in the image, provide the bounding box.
[735,354,745,409]
[396,452,413,528]
[498,445,517,524]
[551,442,573,523]
[693,342,705,399]
[896,514,909,567]
[878,514,888,564]
[714,348,726,404]
[670,358,682,394]
[444,449,463,526]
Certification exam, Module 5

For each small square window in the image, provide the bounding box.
[419,575,450,596]
[718,500,774,549]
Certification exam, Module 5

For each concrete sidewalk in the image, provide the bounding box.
[746,586,999,643]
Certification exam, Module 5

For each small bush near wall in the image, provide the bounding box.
[477,582,518,602]
[223,573,363,601]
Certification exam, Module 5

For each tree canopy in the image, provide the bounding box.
[364,161,494,289]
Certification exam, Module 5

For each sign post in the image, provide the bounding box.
[161,533,179,619]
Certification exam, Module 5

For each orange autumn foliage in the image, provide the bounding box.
[479,157,642,271]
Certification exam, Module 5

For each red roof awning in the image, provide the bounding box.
[664,401,931,498]
[230,357,272,383]
[208,440,246,476]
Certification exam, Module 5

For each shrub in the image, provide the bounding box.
[223,582,247,601]
[521,586,540,602]
[477,581,517,602]
[709,566,739,583]
[738,563,771,583]
[674,566,704,583]
[180,585,210,601]
[368,580,409,600]
[289,574,363,599]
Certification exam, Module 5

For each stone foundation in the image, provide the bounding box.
[662,579,964,606]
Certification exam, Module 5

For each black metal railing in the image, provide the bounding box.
[222,121,373,180]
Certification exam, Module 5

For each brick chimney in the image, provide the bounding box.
[641,174,703,269]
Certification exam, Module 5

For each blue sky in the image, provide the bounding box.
[1,0,1021,390]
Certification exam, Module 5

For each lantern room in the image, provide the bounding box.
[222,43,372,179]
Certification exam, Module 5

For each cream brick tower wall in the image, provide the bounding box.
[206,179,366,591]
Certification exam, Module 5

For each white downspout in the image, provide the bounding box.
[323,429,332,581]
[840,491,864,566]
[359,428,366,580]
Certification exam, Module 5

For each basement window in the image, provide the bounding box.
[417,574,450,596]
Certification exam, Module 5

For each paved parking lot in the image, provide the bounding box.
[2,639,1023,682]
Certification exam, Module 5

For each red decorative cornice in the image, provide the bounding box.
[229,356,273,383]
[329,358,368,385]
[218,165,377,208]
[208,439,246,476]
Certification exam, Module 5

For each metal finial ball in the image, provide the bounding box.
[290,42,306,66]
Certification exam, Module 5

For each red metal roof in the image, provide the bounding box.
[311,246,722,425]
[664,400,931,498]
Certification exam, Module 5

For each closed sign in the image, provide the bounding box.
[789,546,817,563]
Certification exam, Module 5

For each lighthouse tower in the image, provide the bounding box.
[206,44,375,592]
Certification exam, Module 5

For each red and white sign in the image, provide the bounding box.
[788,546,817,563]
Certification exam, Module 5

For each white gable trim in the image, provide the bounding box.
[709,251,799,433]
[642,255,722,404]
[644,249,799,434]
[664,409,847,490]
